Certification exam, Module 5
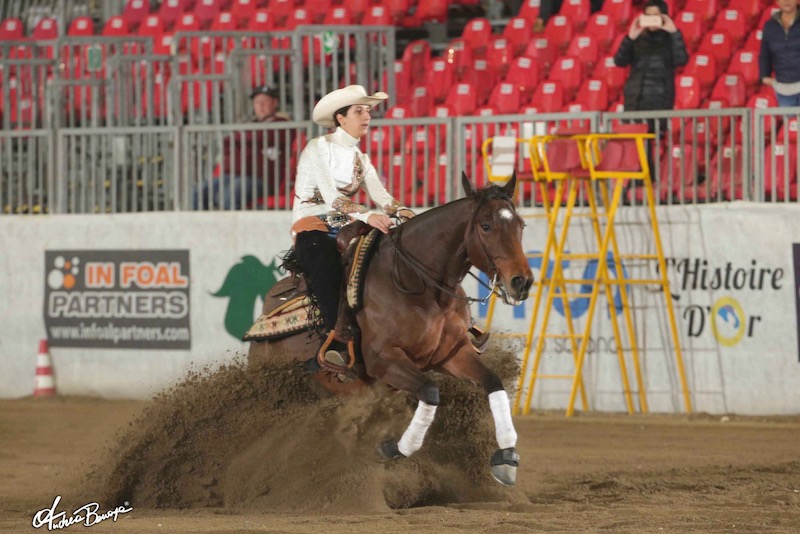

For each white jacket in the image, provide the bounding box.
[292,127,402,226]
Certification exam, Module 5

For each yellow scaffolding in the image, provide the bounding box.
[480,132,692,417]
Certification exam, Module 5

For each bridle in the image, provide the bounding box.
[386,195,517,304]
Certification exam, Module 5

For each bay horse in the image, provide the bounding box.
[249,172,533,485]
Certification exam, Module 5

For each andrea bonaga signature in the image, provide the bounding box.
[32,495,133,530]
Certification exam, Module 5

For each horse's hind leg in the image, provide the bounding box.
[439,349,519,486]
[371,352,439,460]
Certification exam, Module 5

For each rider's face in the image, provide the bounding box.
[337,105,371,139]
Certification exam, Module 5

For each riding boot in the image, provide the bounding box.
[293,230,349,367]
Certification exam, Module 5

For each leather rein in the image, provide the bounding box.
[386,197,512,304]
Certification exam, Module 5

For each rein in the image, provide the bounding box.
[385,197,510,304]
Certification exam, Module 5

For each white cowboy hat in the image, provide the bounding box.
[312,85,388,128]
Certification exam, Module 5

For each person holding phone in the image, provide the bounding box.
[613,0,688,182]
[613,0,687,114]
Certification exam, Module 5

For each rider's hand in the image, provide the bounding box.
[367,213,392,234]
[397,209,415,222]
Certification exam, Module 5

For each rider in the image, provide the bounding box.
[291,85,415,367]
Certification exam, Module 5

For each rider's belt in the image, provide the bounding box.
[320,212,351,229]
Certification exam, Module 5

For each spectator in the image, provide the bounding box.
[760,0,800,107]
[613,0,687,185]
[613,0,687,114]
[193,85,289,210]
[533,0,604,33]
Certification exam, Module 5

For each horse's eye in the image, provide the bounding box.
[481,223,491,231]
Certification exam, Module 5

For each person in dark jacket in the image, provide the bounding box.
[613,0,688,112]
[193,85,290,210]
[760,0,800,107]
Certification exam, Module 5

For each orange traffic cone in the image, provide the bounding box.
[34,339,56,397]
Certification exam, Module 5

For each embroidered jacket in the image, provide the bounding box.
[292,127,403,226]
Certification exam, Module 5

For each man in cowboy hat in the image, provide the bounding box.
[291,85,415,369]
[193,85,290,210]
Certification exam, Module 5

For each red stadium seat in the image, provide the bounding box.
[487,82,522,114]
[739,0,765,26]
[565,33,600,70]
[370,105,412,153]
[674,75,701,109]
[504,56,539,103]
[569,78,609,112]
[710,73,746,108]
[601,0,632,30]
[284,8,311,30]
[705,144,746,201]
[529,81,565,113]
[544,15,574,52]
[742,29,763,54]
[518,0,542,25]
[153,33,174,55]
[102,16,130,36]
[343,0,370,23]
[486,38,515,79]
[592,55,628,101]
[409,85,433,116]
[522,36,558,70]
[584,12,616,51]
[426,57,455,104]
[231,0,258,26]
[727,50,760,97]
[249,9,275,32]
[712,8,749,48]
[659,144,698,201]
[68,16,94,36]
[211,11,237,32]
[32,17,58,40]
[121,0,151,30]
[394,60,411,105]
[444,38,473,81]
[559,0,591,32]
[462,58,494,105]
[402,39,431,87]
[413,0,448,24]
[362,5,392,25]
[697,31,733,75]
[683,53,717,96]
[323,6,352,25]
[547,56,583,99]
[157,0,187,29]
[462,17,493,57]
[674,11,703,52]
[764,141,799,200]
[195,0,223,27]
[268,0,294,27]
[683,0,719,24]
[138,14,165,40]
[502,16,533,57]
[445,82,478,115]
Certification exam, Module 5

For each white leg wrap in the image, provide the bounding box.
[489,391,517,449]
[397,401,437,457]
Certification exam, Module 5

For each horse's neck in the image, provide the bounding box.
[396,200,472,280]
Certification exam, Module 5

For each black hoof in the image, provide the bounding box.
[378,440,405,461]
[490,447,519,486]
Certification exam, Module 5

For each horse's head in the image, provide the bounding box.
[462,171,533,305]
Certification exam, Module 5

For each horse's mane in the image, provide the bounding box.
[395,182,515,232]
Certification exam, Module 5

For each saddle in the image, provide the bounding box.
[243,222,380,375]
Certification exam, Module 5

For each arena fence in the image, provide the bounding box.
[3,107,800,215]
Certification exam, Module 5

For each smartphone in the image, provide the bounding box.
[639,14,663,28]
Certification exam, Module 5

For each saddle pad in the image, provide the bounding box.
[243,296,316,342]
[346,229,380,311]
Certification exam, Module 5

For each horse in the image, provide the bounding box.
[248,172,533,485]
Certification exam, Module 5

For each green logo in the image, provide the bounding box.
[212,255,282,340]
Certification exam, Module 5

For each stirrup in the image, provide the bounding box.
[317,330,355,373]
[469,324,491,353]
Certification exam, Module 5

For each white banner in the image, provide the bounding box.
[1,204,799,415]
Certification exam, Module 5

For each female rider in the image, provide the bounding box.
[291,85,415,367]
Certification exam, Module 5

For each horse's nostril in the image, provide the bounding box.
[511,276,524,293]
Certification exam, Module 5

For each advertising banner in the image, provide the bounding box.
[43,250,191,350]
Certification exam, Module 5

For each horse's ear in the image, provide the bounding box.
[502,171,517,198]
[461,171,476,197]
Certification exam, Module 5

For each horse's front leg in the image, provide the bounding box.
[367,347,440,460]
[439,344,519,486]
